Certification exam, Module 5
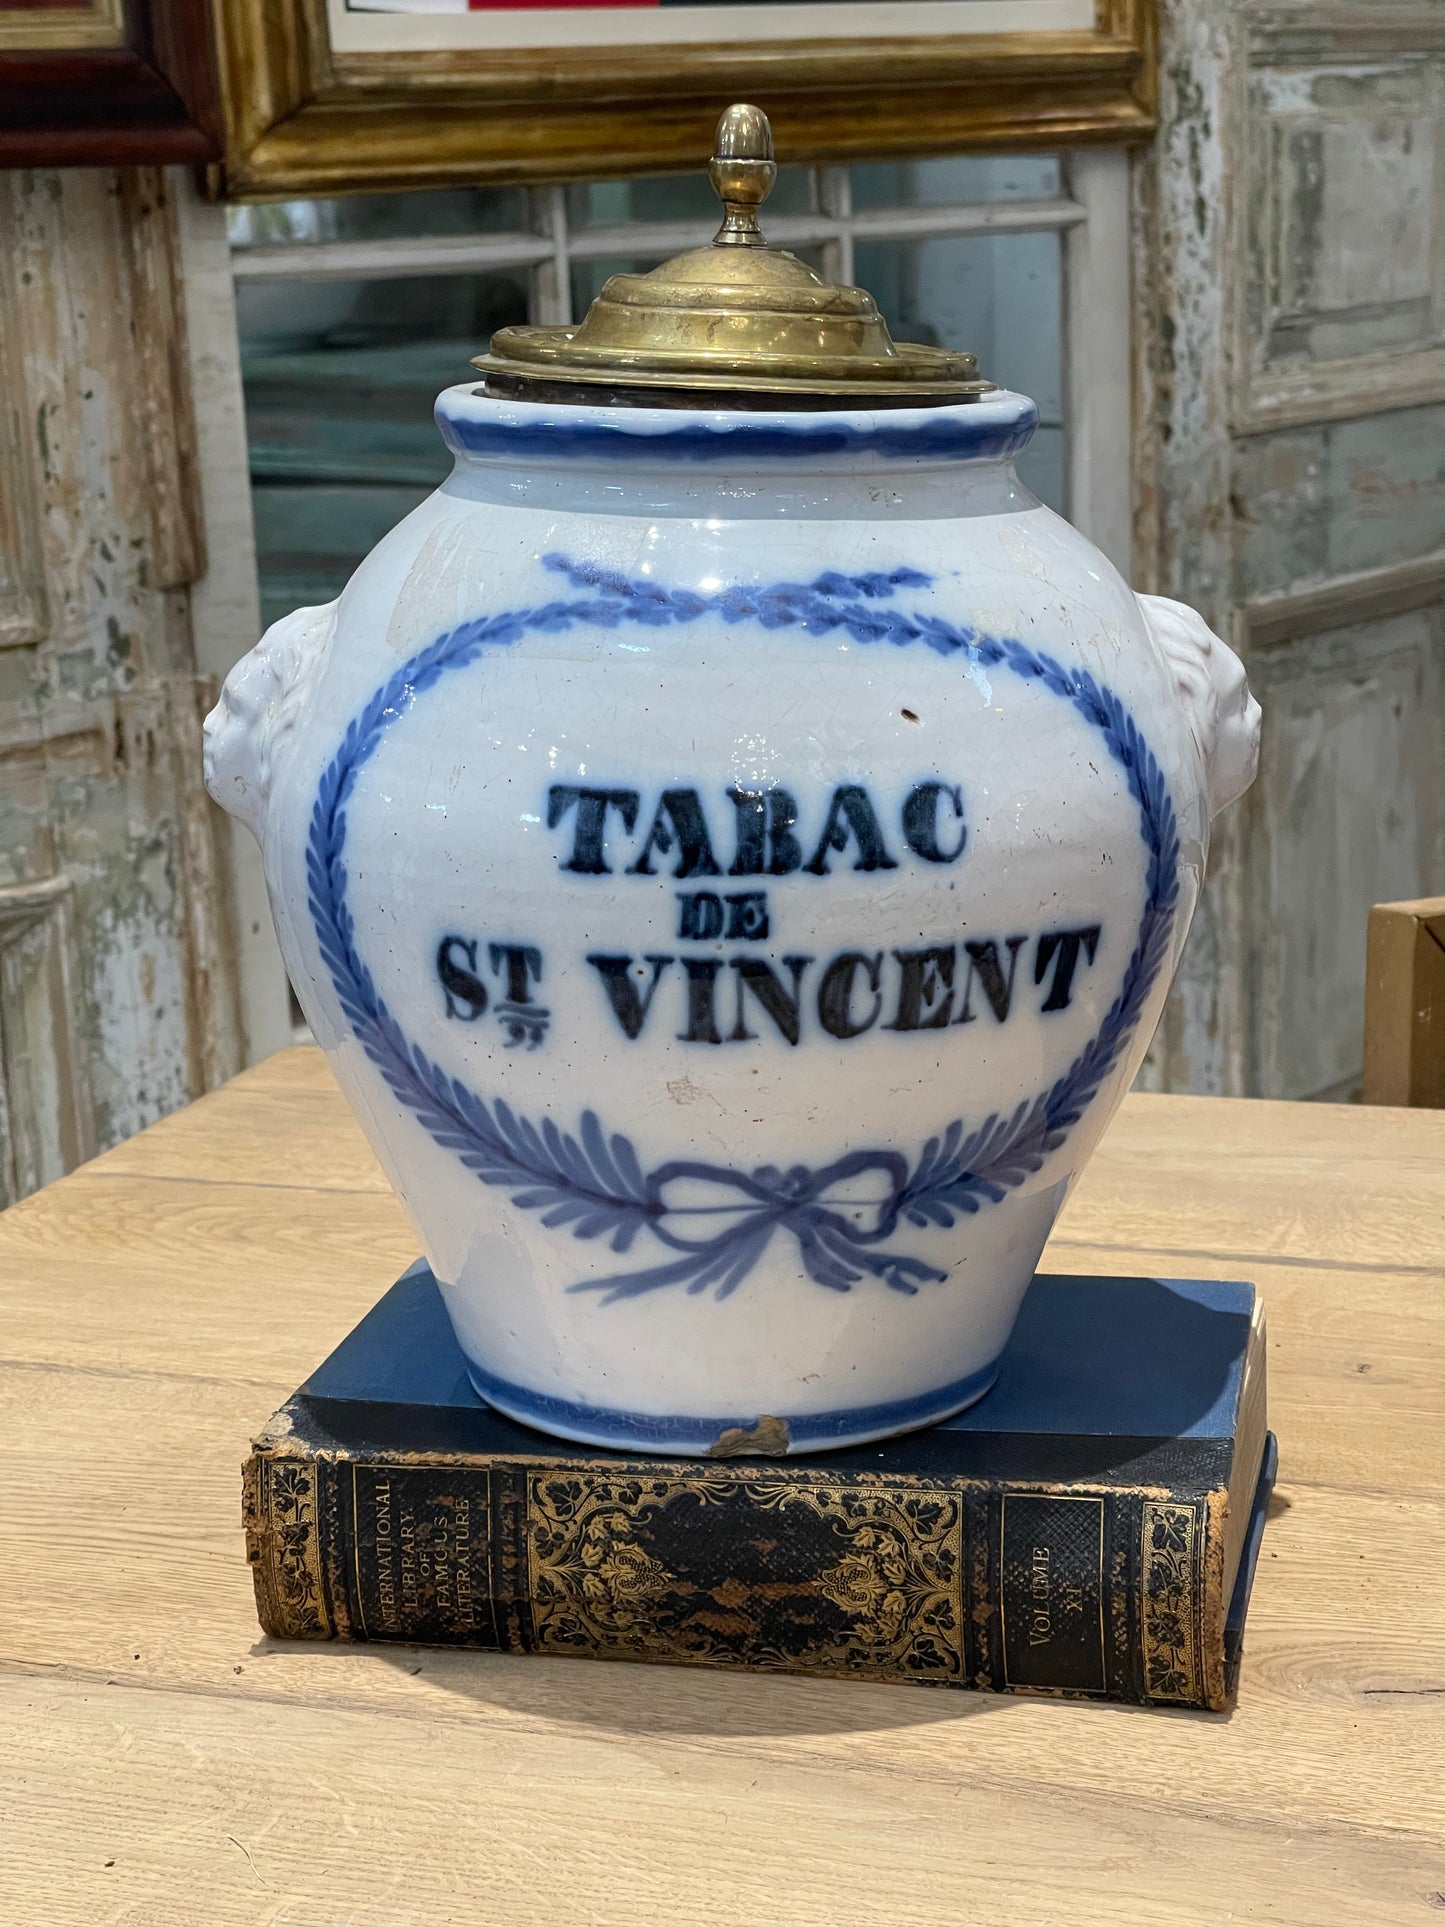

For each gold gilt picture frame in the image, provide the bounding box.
[208,0,1157,199]
[0,0,126,53]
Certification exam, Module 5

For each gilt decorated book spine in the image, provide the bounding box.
[243,1447,1232,1710]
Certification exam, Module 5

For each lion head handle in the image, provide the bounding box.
[1138,594,1261,819]
[203,600,338,841]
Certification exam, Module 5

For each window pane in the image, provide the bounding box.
[854,229,1064,510]
[565,166,815,231]
[250,484,433,632]
[227,187,530,250]
[236,272,527,627]
[850,155,1062,210]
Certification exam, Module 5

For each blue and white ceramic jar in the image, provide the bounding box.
[206,109,1259,1455]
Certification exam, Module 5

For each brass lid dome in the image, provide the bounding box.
[474,104,991,410]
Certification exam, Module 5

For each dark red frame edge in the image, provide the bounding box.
[0,0,220,164]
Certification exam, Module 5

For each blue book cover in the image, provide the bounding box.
[245,1267,1273,1710]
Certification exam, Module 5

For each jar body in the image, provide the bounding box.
[207,391,1249,1453]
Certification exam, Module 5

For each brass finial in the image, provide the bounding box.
[709,104,776,248]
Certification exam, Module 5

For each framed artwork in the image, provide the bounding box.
[0,0,219,163]
[210,0,1156,197]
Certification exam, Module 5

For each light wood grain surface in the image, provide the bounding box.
[3,1047,1443,1926]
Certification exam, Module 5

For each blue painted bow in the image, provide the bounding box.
[569,1149,949,1303]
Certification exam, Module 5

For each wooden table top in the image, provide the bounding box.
[4,1045,1443,1926]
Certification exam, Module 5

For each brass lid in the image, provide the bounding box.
[474,104,991,410]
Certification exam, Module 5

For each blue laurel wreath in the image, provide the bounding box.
[307,554,1179,1304]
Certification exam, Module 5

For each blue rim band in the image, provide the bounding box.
[435,392,1039,465]
[462,1353,1003,1452]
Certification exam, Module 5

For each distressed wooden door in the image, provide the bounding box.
[1136,0,1445,1099]
[0,167,279,1204]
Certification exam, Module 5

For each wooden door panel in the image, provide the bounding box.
[1137,0,1445,1097]
[0,167,243,1199]
[1243,609,1443,1100]
[1233,402,1445,600]
[0,875,93,1206]
[1238,11,1445,432]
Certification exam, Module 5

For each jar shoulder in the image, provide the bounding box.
[329,482,1155,670]
[244,480,1221,874]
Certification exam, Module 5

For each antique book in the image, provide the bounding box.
[244,1265,1273,1710]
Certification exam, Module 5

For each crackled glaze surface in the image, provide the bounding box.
[205,387,1259,1453]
